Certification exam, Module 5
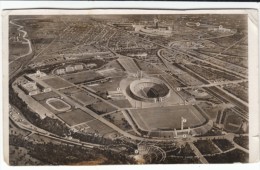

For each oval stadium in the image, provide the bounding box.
[129,78,171,103]
[46,98,71,112]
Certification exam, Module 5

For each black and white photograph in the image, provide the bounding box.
[2,9,259,165]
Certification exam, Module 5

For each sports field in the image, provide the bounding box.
[90,77,124,92]
[59,86,81,95]
[57,109,94,126]
[71,91,98,106]
[137,61,163,75]
[87,101,117,115]
[129,105,206,131]
[39,99,68,114]
[61,70,104,84]
[87,119,115,135]
[46,98,71,112]
[42,77,72,89]
[32,91,59,101]
[224,112,243,132]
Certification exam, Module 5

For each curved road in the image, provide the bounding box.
[9,19,32,65]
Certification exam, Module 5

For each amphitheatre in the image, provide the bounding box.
[129,77,171,103]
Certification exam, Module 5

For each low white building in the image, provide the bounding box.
[107,90,126,100]
[19,81,39,96]
[65,66,75,72]
[74,64,84,71]
[56,68,65,75]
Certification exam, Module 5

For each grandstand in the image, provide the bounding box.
[129,77,170,103]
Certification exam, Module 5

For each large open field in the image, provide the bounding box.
[61,70,104,84]
[90,76,124,92]
[71,91,99,106]
[31,91,59,101]
[42,77,72,89]
[136,61,163,75]
[57,109,94,126]
[58,86,81,95]
[223,110,243,132]
[129,105,206,131]
[87,119,115,135]
[87,101,117,115]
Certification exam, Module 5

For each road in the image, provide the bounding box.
[178,79,248,90]
[188,142,208,163]
[9,106,102,149]
[9,19,33,79]
[9,20,33,65]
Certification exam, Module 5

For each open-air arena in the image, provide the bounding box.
[129,77,171,103]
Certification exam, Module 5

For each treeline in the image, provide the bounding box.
[9,85,70,137]
[10,135,136,165]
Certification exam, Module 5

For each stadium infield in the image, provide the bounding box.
[46,98,71,112]
[129,105,206,131]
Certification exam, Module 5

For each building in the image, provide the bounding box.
[36,82,52,93]
[107,88,126,100]
[25,70,46,80]
[208,25,231,33]
[32,70,47,78]
[74,64,84,71]
[65,66,75,73]
[56,68,65,75]
[86,63,97,68]
[19,81,39,95]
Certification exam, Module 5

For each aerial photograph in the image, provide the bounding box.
[8,13,249,165]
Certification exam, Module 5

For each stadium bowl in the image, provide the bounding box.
[129,77,170,102]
